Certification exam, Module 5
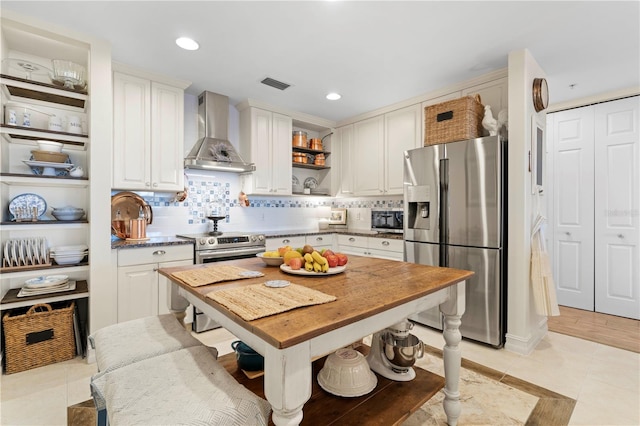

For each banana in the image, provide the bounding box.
[313,261,322,272]
[304,253,314,263]
[305,262,314,271]
[322,263,329,272]
[311,251,327,266]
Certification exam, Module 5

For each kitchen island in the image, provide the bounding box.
[159,255,472,426]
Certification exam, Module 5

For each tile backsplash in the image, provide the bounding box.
[114,170,402,237]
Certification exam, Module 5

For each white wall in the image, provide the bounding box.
[504,49,548,354]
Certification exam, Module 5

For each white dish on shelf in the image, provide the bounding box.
[24,275,69,289]
[279,264,346,276]
[17,280,76,298]
[23,159,74,176]
[304,177,319,189]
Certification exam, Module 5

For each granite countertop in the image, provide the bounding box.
[263,229,404,240]
[112,229,403,250]
[111,236,193,250]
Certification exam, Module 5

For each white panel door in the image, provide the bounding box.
[151,82,184,191]
[385,104,421,194]
[594,97,640,319]
[338,125,354,195]
[271,112,293,195]
[117,264,158,322]
[251,108,273,194]
[353,115,384,195]
[552,106,595,310]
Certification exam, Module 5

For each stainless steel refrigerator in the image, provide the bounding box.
[403,135,507,347]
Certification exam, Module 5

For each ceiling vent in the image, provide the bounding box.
[261,77,291,91]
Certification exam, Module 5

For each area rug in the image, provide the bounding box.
[403,346,575,426]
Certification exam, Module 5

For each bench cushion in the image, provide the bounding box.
[91,346,271,425]
[89,314,204,376]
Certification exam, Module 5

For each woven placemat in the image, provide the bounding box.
[207,283,336,321]
[171,265,264,287]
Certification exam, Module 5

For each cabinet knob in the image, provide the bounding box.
[152,250,166,256]
[145,182,151,187]
[618,234,624,239]
[349,237,355,242]
[565,232,571,236]
[382,240,390,246]
[153,182,158,188]
[316,237,323,242]
[283,239,290,244]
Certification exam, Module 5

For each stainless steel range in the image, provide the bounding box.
[176,230,265,332]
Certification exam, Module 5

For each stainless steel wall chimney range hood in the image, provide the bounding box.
[184,91,255,173]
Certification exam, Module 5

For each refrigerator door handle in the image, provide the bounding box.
[439,157,449,266]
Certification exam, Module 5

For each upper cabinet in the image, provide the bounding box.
[112,64,190,191]
[348,104,421,196]
[237,100,334,196]
[336,125,354,196]
[239,107,293,195]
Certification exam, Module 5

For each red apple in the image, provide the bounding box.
[325,254,339,268]
[289,257,303,270]
[336,253,348,266]
[322,249,335,258]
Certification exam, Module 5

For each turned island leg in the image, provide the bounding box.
[439,282,466,426]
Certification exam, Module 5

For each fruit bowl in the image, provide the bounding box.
[256,252,284,266]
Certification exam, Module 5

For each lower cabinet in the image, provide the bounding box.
[306,234,334,251]
[116,245,193,322]
[266,236,306,251]
[337,234,404,261]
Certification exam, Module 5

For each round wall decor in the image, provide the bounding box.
[532,78,549,112]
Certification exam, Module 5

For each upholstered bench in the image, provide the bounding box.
[88,314,205,376]
[91,345,271,425]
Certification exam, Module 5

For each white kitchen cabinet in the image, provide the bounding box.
[337,234,403,261]
[336,124,355,196]
[306,234,334,251]
[116,245,192,322]
[239,107,292,195]
[266,236,306,251]
[384,104,422,194]
[353,115,385,196]
[112,66,189,191]
[351,105,421,196]
[461,77,508,121]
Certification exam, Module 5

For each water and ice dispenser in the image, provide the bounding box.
[405,185,431,230]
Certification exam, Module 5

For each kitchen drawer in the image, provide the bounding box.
[306,234,334,249]
[337,234,368,248]
[266,236,306,251]
[368,248,404,261]
[117,244,193,266]
[368,237,403,253]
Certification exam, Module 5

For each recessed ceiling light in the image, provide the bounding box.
[176,37,199,51]
[326,92,341,100]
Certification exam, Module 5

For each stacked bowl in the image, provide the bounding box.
[51,206,85,221]
[50,244,88,265]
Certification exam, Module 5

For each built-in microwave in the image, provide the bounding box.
[371,208,403,233]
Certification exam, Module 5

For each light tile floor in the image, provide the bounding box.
[1,324,638,425]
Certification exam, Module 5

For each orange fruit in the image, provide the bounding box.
[283,250,303,266]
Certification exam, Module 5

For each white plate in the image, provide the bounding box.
[3,241,9,267]
[18,281,76,298]
[24,275,69,289]
[265,280,291,288]
[280,264,346,276]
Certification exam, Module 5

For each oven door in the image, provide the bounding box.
[193,245,264,332]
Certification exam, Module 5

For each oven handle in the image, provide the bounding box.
[196,246,264,261]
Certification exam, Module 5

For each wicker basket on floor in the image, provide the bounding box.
[3,301,76,374]
[424,94,484,145]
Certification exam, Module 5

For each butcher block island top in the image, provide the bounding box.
[159,255,473,426]
[159,255,473,349]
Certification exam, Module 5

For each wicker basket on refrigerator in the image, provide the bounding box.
[424,94,485,145]
[3,301,76,374]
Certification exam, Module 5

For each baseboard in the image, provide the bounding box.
[504,320,547,355]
